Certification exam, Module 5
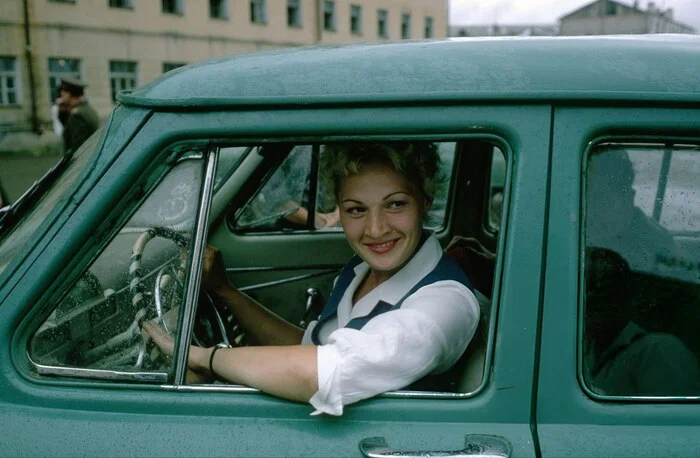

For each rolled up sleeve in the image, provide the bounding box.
[309,282,479,415]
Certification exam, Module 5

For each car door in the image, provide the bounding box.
[537,106,700,457]
[1,102,550,457]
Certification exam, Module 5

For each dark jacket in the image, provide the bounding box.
[63,100,100,154]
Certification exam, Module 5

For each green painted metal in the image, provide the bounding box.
[120,35,700,109]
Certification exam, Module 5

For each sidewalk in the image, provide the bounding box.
[0,131,63,202]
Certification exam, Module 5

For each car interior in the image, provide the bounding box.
[28,139,507,395]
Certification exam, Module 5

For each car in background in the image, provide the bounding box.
[1,35,699,457]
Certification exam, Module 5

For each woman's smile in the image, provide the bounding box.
[364,237,401,254]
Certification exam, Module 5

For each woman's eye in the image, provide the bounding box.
[387,200,407,210]
[345,207,366,216]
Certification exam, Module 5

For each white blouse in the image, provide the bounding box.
[301,233,480,416]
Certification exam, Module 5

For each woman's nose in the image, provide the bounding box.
[365,210,388,237]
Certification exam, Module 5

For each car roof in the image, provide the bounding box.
[120,35,700,109]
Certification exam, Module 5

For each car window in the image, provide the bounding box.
[582,142,700,397]
[29,153,207,382]
[214,146,249,191]
[234,142,457,232]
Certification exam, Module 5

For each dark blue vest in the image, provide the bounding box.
[310,252,474,345]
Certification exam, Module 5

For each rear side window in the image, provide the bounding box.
[582,142,700,397]
[233,143,457,233]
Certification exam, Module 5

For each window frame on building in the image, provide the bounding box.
[161,0,184,15]
[377,9,389,39]
[323,0,336,32]
[209,0,228,20]
[250,0,268,25]
[108,0,133,9]
[287,0,302,27]
[424,16,434,38]
[401,12,411,39]
[48,57,81,104]
[0,56,20,107]
[109,60,138,103]
[350,4,363,35]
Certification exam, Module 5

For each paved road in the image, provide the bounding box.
[0,155,61,203]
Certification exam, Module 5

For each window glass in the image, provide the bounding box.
[234,142,457,232]
[209,0,227,19]
[488,147,506,230]
[0,56,19,105]
[109,60,137,103]
[582,142,700,397]
[377,9,388,38]
[48,57,80,104]
[29,154,206,381]
[287,0,301,27]
[323,0,336,31]
[350,4,362,34]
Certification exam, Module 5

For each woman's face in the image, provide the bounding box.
[338,161,429,279]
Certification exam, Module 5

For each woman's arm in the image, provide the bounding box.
[202,246,304,346]
[143,322,318,402]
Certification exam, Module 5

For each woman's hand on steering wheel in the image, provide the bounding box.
[202,245,231,295]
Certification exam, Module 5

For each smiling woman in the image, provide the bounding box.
[144,141,480,416]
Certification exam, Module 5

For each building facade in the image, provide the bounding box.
[0,0,447,132]
[559,0,695,36]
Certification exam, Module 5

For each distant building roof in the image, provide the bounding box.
[559,0,695,33]
[449,24,558,37]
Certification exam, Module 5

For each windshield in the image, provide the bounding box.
[0,133,99,276]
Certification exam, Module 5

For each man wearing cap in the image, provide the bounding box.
[58,77,100,154]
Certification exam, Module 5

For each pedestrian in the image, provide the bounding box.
[57,77,100,154]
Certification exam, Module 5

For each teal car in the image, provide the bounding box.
[1,35,699,457]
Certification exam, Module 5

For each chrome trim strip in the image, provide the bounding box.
[31,359,168,383]
[238,269,338,292]
[226,264,342,273]
[173,151,218,384]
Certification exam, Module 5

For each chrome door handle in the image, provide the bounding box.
[359,435,511,458]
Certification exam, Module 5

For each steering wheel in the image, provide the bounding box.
[129,227,243,369]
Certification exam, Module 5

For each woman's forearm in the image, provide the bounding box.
[195,345,319,403]
[212,285,305,346]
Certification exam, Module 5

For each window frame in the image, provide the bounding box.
[287,0,302,27]
[47,57,81,104]
[578,135,700,402]
[250,0,267,25]
[377,9,389,39]
[108,0,133,9]
[161,0,184,15]
[109,60,138,103]
[424,16,434,38]
[0,56,20,106]
[350,4,362,35]
[209,0,228,20]
[401,12,411,39]
[323,0,336,32]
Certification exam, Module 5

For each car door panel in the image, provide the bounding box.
[538,107,700,458]
[2,104,550,457]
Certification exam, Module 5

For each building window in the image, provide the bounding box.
[424,16,434,38]
[0,57,19,106]
[287,0,301,27]
[109,60,137,103]
[377,9,388,38]
[162,62,186,73]
[108,0,133,9]
[350,4,362,34]
[250,0,267,24]
[162,0,183,15]
[49,0,76,3]
[210,0,228,19]
[401,12,411,39]
[606,0,617,15]
[48,57,80,103]
[323,1,336,31]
